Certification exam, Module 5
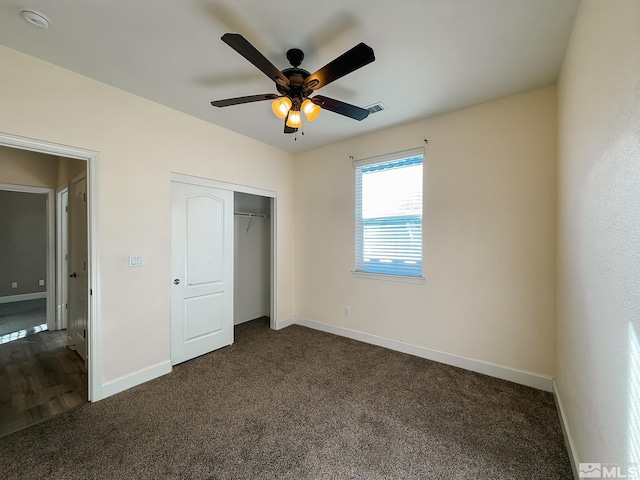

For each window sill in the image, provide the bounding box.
[351,271,425,284]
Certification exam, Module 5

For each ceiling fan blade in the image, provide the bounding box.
[211,93,279,107]
[304,43,375,91]
[221,33,290,88]
[311,95,370,121]
[284,114,298,134]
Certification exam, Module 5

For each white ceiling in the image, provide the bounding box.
[0,0,579,153]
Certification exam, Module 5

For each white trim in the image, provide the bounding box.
[269,197,277,330]
[275,316,296,330]
[293,317,554,392]
[101,361,172,399]
[351,271,426,284]
[87,146,101,401]
[170,172,277,199]
[46,188,55,330]
[553,379,579,479]
[0,183,55,330]
[352,147,424,168]
[0,132,101,402]
[0,183,51,194]
[0,292,47,304]
[55,188,69,330]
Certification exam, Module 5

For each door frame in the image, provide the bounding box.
[0,132,101,401]
[170,173,278,330]
[56,187,69,331]
[0,183,54,331]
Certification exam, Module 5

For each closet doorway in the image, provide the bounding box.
[169,172,278,358]
[234,192,271,326]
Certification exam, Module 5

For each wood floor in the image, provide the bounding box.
[0,329,87,437]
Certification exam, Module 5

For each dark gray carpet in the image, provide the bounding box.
[0,318,572,479]
[0,299,46,337]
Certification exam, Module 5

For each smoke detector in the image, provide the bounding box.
[21,9,51,29]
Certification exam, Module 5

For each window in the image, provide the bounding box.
[354,148,424,279]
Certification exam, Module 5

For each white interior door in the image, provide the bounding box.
[171,181,234,365]
[68,174,88,363]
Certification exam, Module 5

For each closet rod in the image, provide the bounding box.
[234,211,268,218]
[235,211,268,234]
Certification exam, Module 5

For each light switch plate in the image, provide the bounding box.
[128,254,143,267]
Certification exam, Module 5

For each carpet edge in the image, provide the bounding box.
[294,316,554,392]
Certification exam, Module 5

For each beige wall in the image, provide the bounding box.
[57,156,86,190]
[0,146,86,192]
[0,146,58,188]
[556,0,640,465]
[0,45,296,390]
[295,85,557,377]
[0,190,47,297]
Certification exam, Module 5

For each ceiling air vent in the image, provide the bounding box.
[366,102,387,115]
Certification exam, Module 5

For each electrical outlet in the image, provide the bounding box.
[11,282,17,289]
[344,306,351,317]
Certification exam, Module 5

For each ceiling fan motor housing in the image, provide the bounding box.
[278,67,311,101]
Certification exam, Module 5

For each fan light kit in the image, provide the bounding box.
[211,33,376,136]
[21,9,51,29]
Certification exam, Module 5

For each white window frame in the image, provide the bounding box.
[352,148,425,284]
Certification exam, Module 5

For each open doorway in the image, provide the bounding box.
[0,139,96,436]
[0,186,51,343]
[234,192,271,327]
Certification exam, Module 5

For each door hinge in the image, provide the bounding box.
[83,193,86,202]
[65,205,68,212]
[65,303,68,309]
[83,329,86,339]
[90,288,92,295]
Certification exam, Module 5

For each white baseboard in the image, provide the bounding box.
[294,317,554,392]
[553,379,579,479]
[0,292,47,304]
[234,317,254,326]
[235,313,274,326]
[275,316,296,330]
[99,360,172,400]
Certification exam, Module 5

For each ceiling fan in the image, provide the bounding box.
[210,33,375,134]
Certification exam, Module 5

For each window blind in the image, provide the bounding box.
[355,150,423,277]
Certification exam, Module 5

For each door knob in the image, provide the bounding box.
[174,279,180,285]
[69,272,77,278]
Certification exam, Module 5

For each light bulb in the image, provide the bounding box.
[286,110,302,128]
[301,99,321,122]
[271,97,292,119]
